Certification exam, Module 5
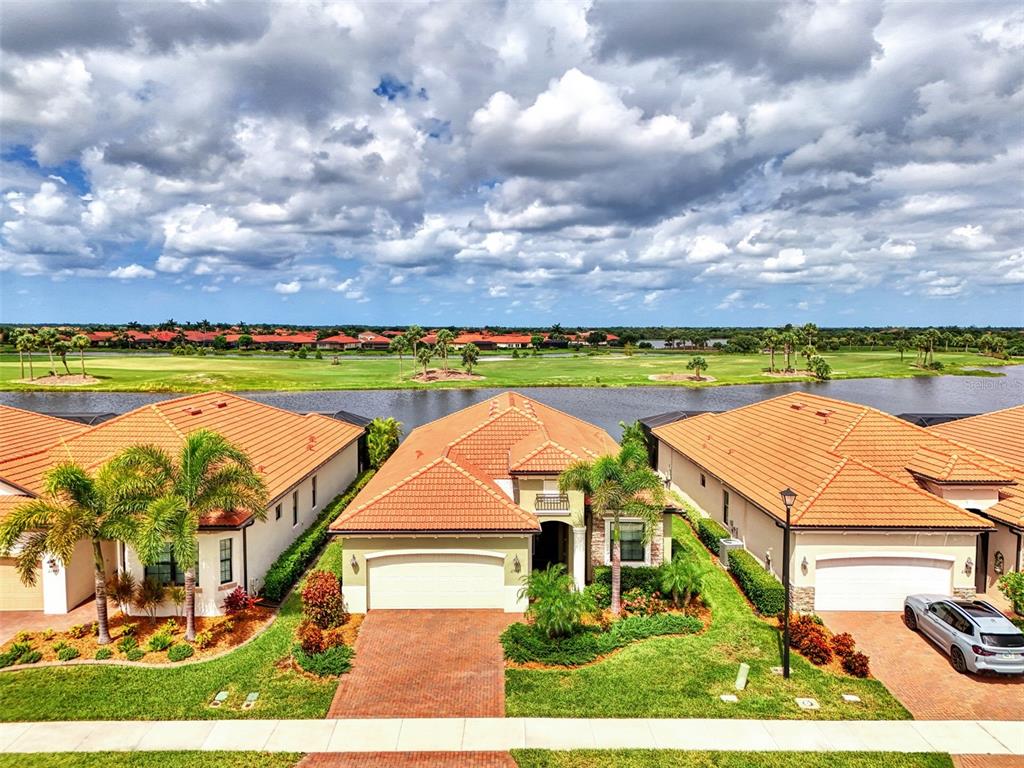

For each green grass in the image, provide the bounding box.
[0,349,1012,392]
[0,754,299,768]
[0,541,347,722]
[504,518,910,720]
[511,751,953,768]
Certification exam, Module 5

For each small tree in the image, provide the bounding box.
[389,334,410,378]
[686,355,708,381]
[462,342,480,373]
[761,330,779,371]
[107,571,137,616]
[530,334,544,352]
[54,339,72,375]
[895,339,910,362]
[367,416,403,468]
[416,346,432,376]
[660,554,705,609]
[134,578,165,621]
[434,329,455,371]
[405,325,425,358]
[809,355,832,380]
[71,333,90,375]
[619,420,647,450]
[238,333,253,350]
[801,345,817,368]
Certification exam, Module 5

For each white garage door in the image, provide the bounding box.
[815,555,953,611]
[367,552,504,609]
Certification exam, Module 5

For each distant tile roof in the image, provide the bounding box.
[318,334,360,344]
[653,392,1000,530]
[0,393,362,528]
[331,392,619,533]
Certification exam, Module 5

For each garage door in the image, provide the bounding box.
[367,553,504,610]
[815,555,953,611]
[0,557,43,611]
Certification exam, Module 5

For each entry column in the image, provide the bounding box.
[572,526,587,590]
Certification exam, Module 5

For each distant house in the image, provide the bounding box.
[488,334,533,349]
[317,334,361,351]
[358,331,391,350]
[0,394,363,616]
[452,333,497,351]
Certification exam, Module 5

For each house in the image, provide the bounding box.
[488,333,534,349]
[652,392,1006,612]
[0,393,363,616]
[452,333,497,351]
[929,405,1024,594]
[330,392,672,612]
[358,331,391,350]
[317,333,361,351]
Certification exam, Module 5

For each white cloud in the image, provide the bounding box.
[108,263,155,279]
[945,224,995,251]
[762,248,806,271]
[274,280,301,294]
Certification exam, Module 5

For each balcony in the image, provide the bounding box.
[534,492,570,511]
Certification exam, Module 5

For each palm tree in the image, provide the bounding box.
[16,331,37,380]
[686,355,708,381]
[405,325,425,359]
[0,462,139,644]
[780,331,800,371]
[37,327,59,376]
[109,430,268,641]
[54,339,72,375]
[461,342,480,373]
[416,346,432,376]
[960,332,975,353]
[801,344,817,369]
[367,416,403,468]
[895,339,910,362]
[559,441,665,616]
[389,334,409,379]
[618,420,647,449]
[761,330,780,372]
[801,323,818,348]
[71,334,90,375]
[434,329,455,371]
[11,328,25,379]
[660,554,705,609]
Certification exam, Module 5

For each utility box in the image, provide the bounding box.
[719,538,744,568]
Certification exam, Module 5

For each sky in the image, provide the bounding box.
[1,1,1022,328]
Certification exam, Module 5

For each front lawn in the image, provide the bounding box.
[504,517,910,719]
[0,754,299,768]
[511,751,952,768]
[0,542,348,721]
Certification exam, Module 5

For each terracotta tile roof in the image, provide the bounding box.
[653,392,997,530]
[318,334,360,344]
[331,392,618,533]
[0,405,89,466]
[0,393,362,528]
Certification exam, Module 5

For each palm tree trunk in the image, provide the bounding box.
[18,350,24,379]
[80,349,86,375]
[47,347,55,375]
[92,541,112,645]
[769,347,775,372]
[184,568,197,642]
[27,351,34,380]
[611,534,622,616]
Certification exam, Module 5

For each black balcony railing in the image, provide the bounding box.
[534,492,570,511]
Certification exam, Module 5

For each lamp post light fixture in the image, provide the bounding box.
[779,487,797,680]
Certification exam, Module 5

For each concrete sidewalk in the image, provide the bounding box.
[0,718,1021,755]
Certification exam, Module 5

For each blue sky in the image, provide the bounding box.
[2,1,1022,327]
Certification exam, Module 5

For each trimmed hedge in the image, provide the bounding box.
[728,549,785,616]
[262,470,375,601]
[696,516,730,554]
[501,612,702,666]
[593,565,662,596]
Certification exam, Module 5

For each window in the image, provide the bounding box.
[700,474,706,487]
[292,490,299,526]
[275,503,282,521]
[144,544,197,586]
[219,539,233,584]
[723,490,730,524]
[605,519,650,565]
[312,476,317,508]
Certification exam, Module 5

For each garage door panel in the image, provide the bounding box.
[0,558,43,611]
[815,556,952,612]
[368,553,504,610]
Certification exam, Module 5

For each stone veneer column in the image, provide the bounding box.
[791,586,816,613]
[572,527,587,590]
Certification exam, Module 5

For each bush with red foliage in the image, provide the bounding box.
[222,586,257,615]
[321,626,348,650]
[301,570,348,629]
[800,631,834,665]
[842,651,871,677]
[296,620,324,654]
[831,632,856,658]
[621,588,669,616]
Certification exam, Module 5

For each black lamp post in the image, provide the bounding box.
[779,487,797,679]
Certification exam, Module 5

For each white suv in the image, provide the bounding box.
[904,595,1024,675]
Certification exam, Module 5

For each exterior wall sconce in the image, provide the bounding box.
[764,552,772,571]
[350,554,358,573]
[994,551,1004,575]
[512,555,521,573]
[964,557,973,576]
[47,558,60,575]
[801,556,809,575]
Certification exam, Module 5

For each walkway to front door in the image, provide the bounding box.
[328,610,520,718]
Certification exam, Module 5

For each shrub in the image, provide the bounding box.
[321,626,348,649]
[659,554,706,608]
[583,580,611,609]
[167,644,194,662]
[223,586,257,615]
[520,564,593,638]
[998,571,1024,615]
[842,651,871,677]
[14,631,32,643]
[696,517,730,554]
[117,635,139,655]
[0,643,38,668]
[120,622,138,637]
[41,629,55,641]
[302,570,348,629]
[620,588,669,616]
[94,648,113,661]
[57,646,80,662]
[296,620,325,654]
[161,619,178,635]
[593,565,662,596]
[107,571,137,615]
[800,631,833,665]
[728,549,785,615]
[67,624,89,639]
[134,578,166,619]
[146,632,173,652]
[194,630,215,650]
[831,632,856,658]
[17,650,42,665]
[262,471,374,601]
[125,649,145,662]
[293,643,353,676]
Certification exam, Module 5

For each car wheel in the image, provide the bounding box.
[951,646,969,674]
[904,607,918,631]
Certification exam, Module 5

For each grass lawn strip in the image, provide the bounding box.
[504,517,910,720]
[0,753,300,768]
[510,751,953,768]
[0,349,1011,392]
[0,539,349,722]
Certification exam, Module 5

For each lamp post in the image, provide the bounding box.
[779,487,797,679]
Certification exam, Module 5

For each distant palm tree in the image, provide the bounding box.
[801,322,818,348]
[405,325,425,358]
[109,430,268,641]
[960,333,975,353]
[389,334,409,378]
[559,441,665,616]
[761,330,780,372]
[416,346,432,376]
[780,331,800,371]
[434,329,455,371]
[895,339,910,362]
[71,334,91,375]
[11,328,26,379]
[461,342,480,373]
[801,344,817,368]
[37,327,59,376]
[54,339,72,375]
[686,355,708,381]
[0,462,140,644]
[16,331,37,380]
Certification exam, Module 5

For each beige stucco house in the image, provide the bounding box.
[0,394,362,616]
[330,392,672,612]
[653,393,1008,612]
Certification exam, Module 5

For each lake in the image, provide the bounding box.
[2,366,1021,438]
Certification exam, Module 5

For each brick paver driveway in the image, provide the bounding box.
[328,610,520,718]
[821,611,1024,720]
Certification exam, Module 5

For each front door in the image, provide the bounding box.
[975,532,989,595]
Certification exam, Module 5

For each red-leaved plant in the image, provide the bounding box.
[222,586,257,615]
[830,632,856,658]
[301,571,348,629]
[842,651,870,677]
